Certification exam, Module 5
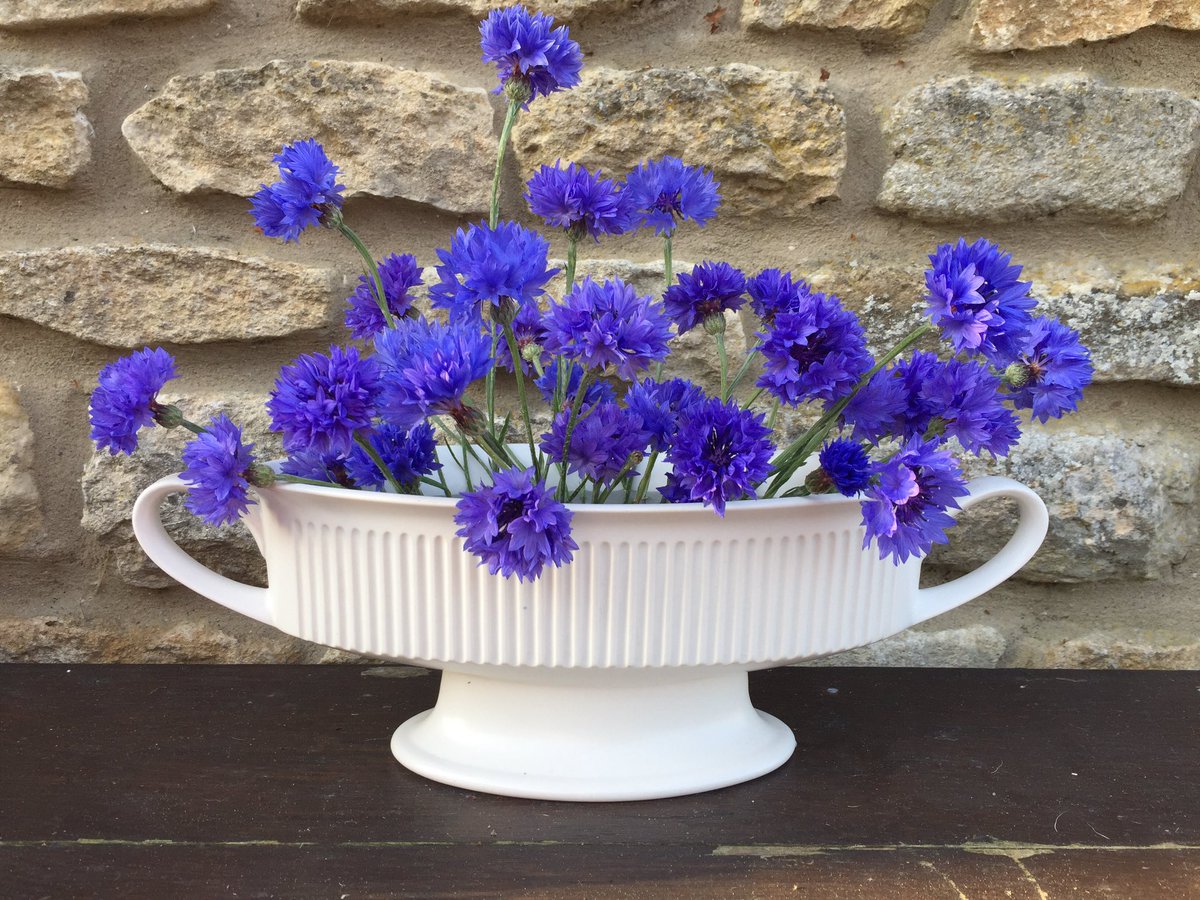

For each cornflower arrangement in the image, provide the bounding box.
[89,4,1093,582]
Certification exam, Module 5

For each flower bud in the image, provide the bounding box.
[520,342,544,367]
[489,295,519,327]
[804,467,835,495]
[702,312,727,336]
[504,78,533,107]
[1003,362,1032,388]
[153,403,185,429]
[248,463,276,488]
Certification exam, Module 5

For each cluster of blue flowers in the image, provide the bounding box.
[87,3,1093,580]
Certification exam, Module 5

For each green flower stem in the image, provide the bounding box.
[277,474,352,489]
[354,433,407,494]
[490,99,522,228]
[434,462,454,497]
[564,234,579,293]
[595,454,644,503]
[725,350,760,399]
[632,448,661,504]
[419,475,448,493]
[555,368,594,501]
[763,322,933,498]
[716,330,729,400]
[663,234,673,291]
[501,320,540,479]
[567,477,590,503]
[335,220,395,330]
[485,324,500,446]
[746,387,765,409]
[766,398,781,430]
[178,418,207,436]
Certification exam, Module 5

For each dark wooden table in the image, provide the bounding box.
[2,665,1197,898]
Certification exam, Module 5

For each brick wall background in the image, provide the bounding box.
[1,0,1198,667]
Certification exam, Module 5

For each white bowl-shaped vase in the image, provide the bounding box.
[133,448,1047,801]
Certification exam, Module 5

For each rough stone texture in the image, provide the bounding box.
[513,66,846,216]
[295,0,648,23]
[81,392,284,590]
[546,259,748,388]
[803,625,1008,668]
[0,383,42,555]
[930,429,1200,583]
[122,60,494,215]
[745,0,937,37]
[0,67,89,188]
[0,616,364,663]
[973,0,1200,52]
[0,0,211,29]
[0,245,336,347]
[1028,632,1200,670]
[878,76,1200,224]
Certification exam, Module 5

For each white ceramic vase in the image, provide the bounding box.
[133,451,1047,801]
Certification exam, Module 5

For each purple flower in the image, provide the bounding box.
[180,414,257,527]
[249,139,345,243]
[455,466,578,581]
[495,301,550,372]
[429,221,555,325]
[344,253,423,340]
[267,345,381,455]
[919,358,1021,458]
[925,238,1036,366]
[624,157,720,236]
[662,261,746,335]
[860,437,968,565]
[624,377,705,453]
[839,368,909,444]
[345,422,440,490]
[534,359,615,408]
[1005,317,1093,423]
[282,450,355,487]
[479,6,582,104]
[525,162,633,240]
[89,347,178,455]
[541,400,648,484]
[661,397,773,516]
[755,289,871,406]
[374,318,493,428]
[747,268,805,324]
[544,277,672,380]
[815,439,873,496]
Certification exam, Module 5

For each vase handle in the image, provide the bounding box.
[132,473,274,626]
[912,475,1048,624]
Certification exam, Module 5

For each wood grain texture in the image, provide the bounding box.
[2,665,1199,897]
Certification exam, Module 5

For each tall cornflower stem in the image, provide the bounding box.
[763,322,933,498]
[277,474,353,489]
[501,321,540,478]
[725,350,761,400]
[334,219,396,329]
[632,449,661,503]
[766,398,781,430]
[595,453,644,503]
[432,414,491,483]
[154,404,207,436]
[555,367,594,501]
[485,324,500,448]
[354,433,407,494]
[490,98,522,228]
[564,233,579,293]
[662,233,673,291]
[715,330,729,400]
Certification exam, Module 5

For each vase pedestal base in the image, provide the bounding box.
[390,666,796,802]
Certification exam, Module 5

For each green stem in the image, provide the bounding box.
[726,350,760,399]
[490,99,521,228]
[555,369,594,501]
[178,418,207,435]
[746,387,765,409]
[336,220,395,330]
[595,454,644,503]
[501,320,539,478]
[633,449,661,504]
[355,433,406,494]
[663,234,673,291]
[277,474,352,489]
[485,324,500,448]
[564,234,579,293]
[766,398,781,431]
[716,330,729,400]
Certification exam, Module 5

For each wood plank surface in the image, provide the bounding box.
[2,664,1198,898]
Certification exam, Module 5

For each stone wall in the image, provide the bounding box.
[1,0,1198,668]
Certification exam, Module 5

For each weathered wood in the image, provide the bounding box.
[2,665,1198,897]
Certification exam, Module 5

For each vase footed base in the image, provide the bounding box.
[390,667,796,801]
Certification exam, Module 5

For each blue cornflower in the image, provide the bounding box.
[374,318,493,429]
[661,397,773,516]
[747,268,805,324]
[479,6,582,104]
[925,238,1036,366]
[624,377,706,453]
[454,466,578,581]
[534,359,616,408]
[345,422,440,490]
[839,368,909,444]
[624,157,721,236]
[249,139,345,243]
[814,439,873,496]
[428,221,556,325]
[89,347,178,455]
[860,437,968,565]
[495,300,549,372]
[344,253,423,340]
[541,401,648,485]
[756,289,871,406]
[662,261,747,335]
[282,450,355,487]
[267,345,381,455]
[1005,316,1093,423]
[525,162,634,240]
[919,357,1021,458]
[180,414,257,527]
[544,277,672,380]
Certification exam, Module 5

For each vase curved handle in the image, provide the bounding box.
[132,474,274,626]
[912,475,1048,625]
